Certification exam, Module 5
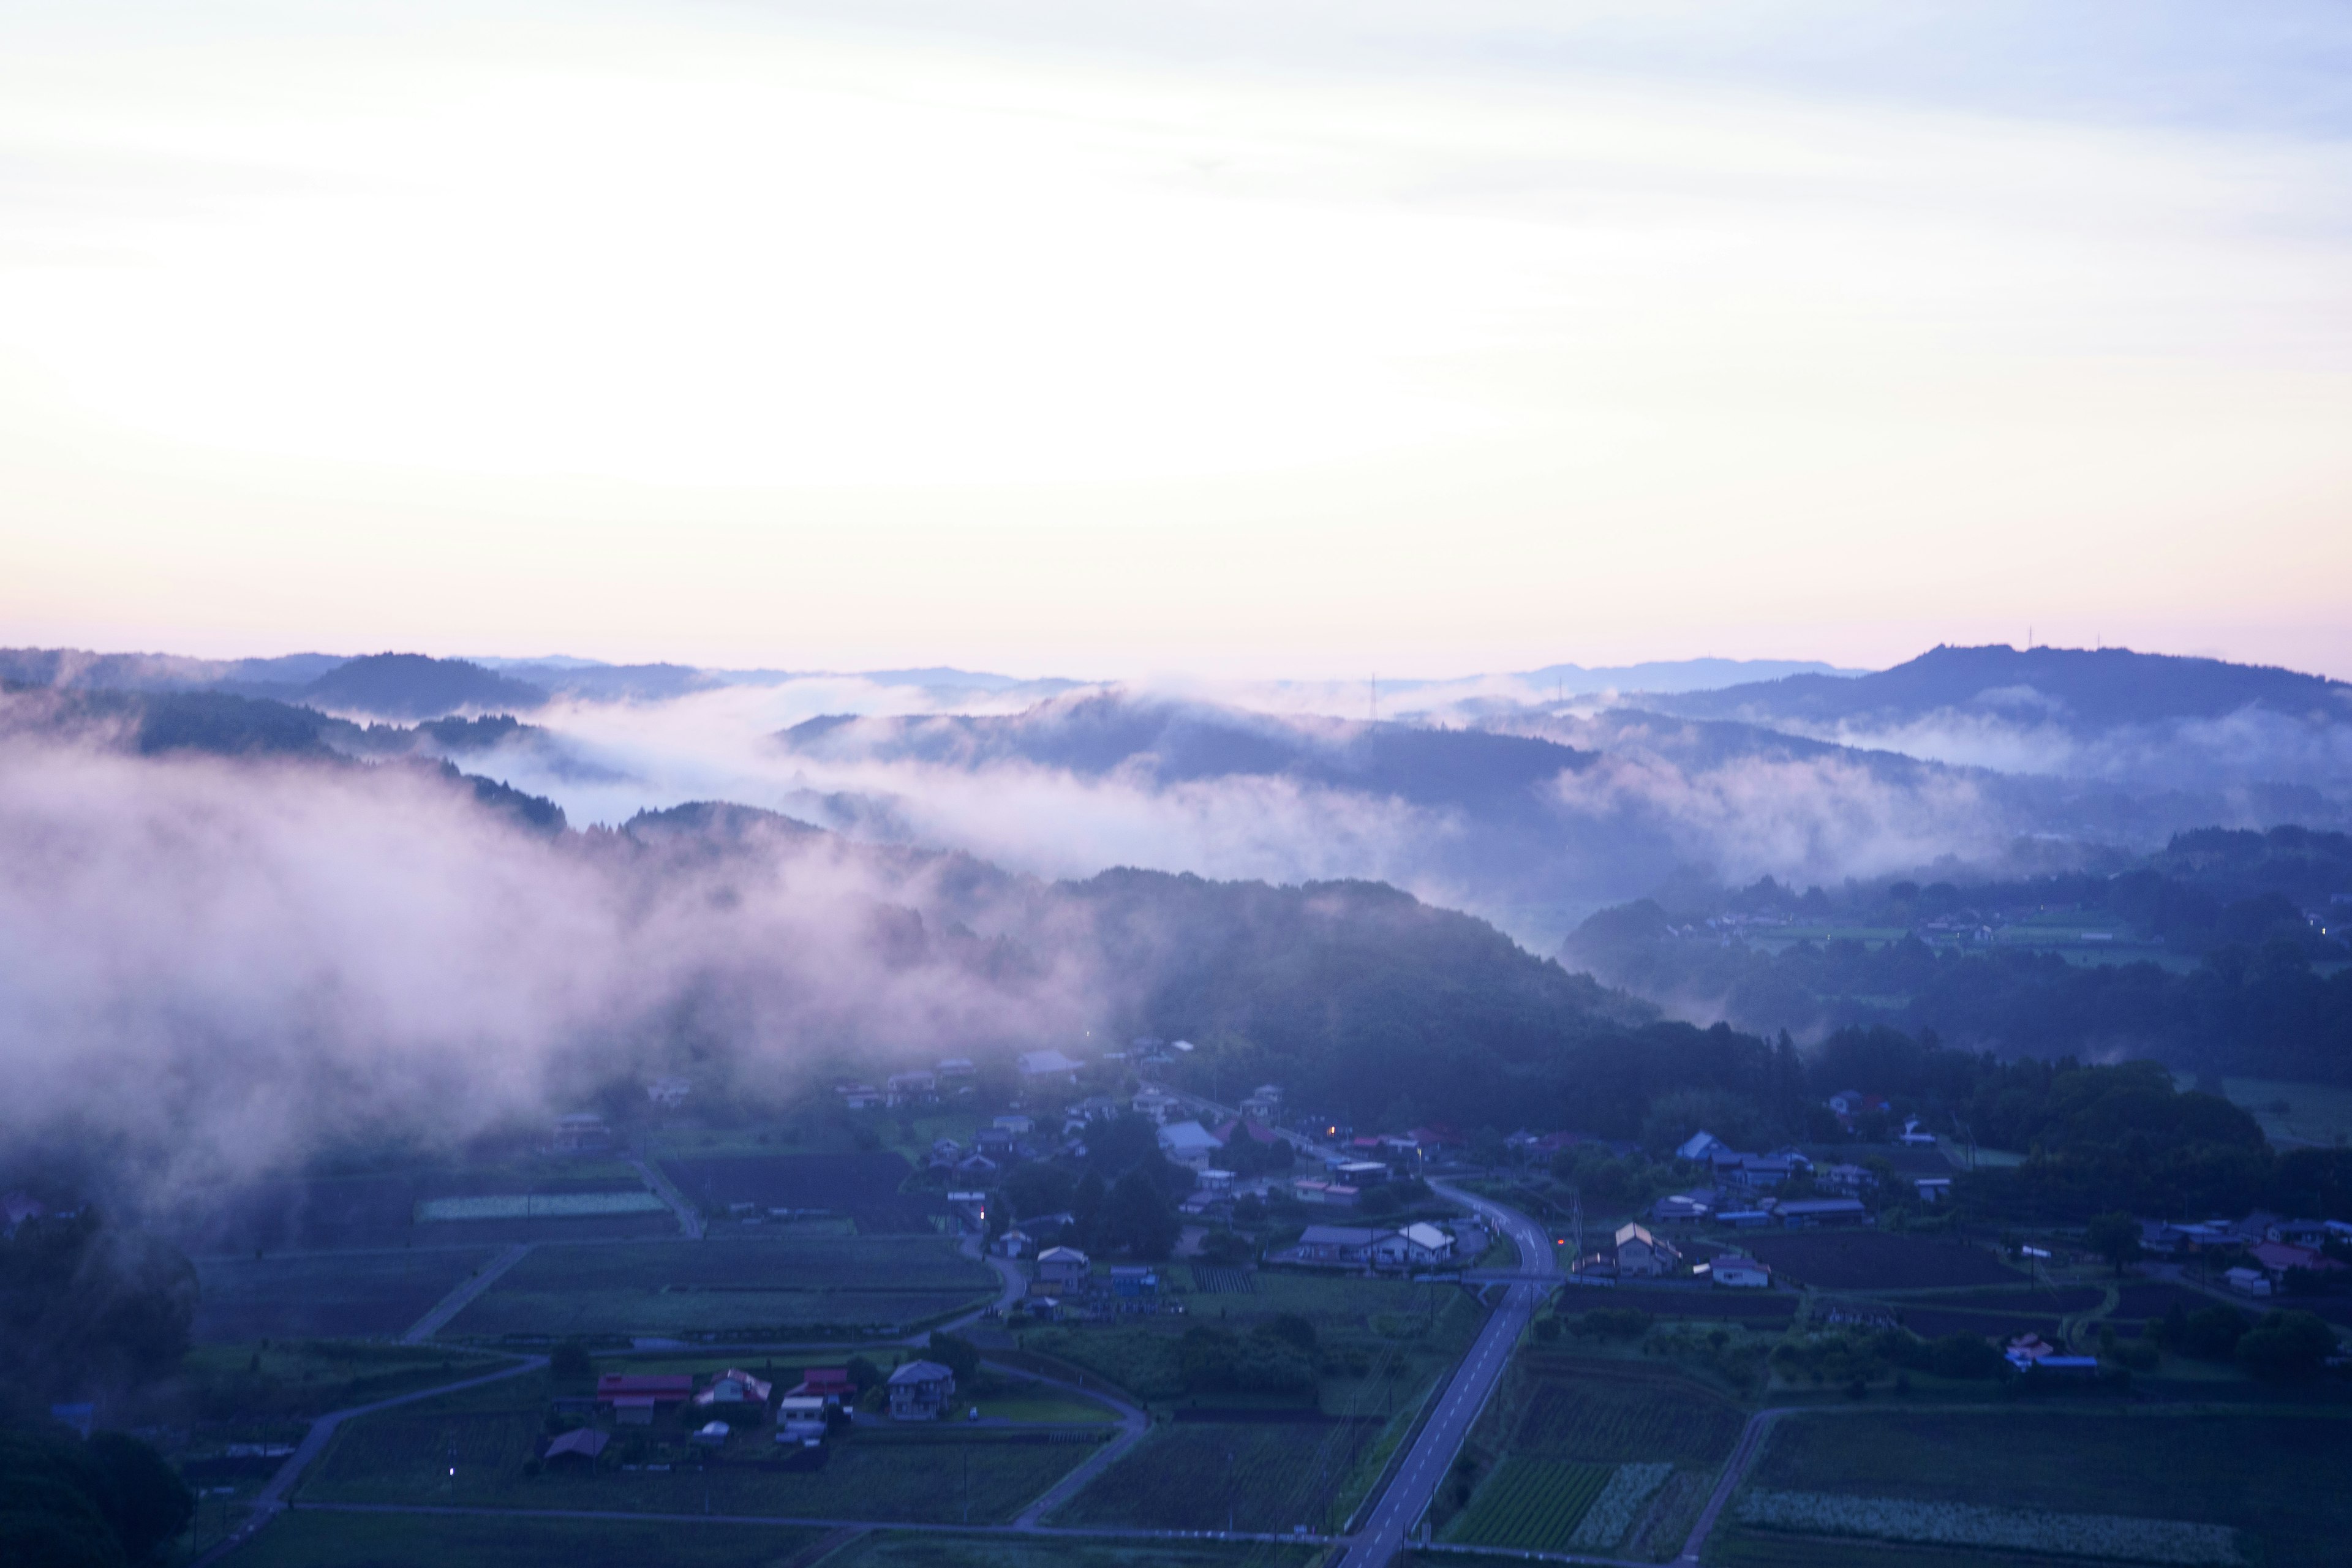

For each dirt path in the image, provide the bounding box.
[401,1242,534,1343]
[193,1354,545,1565]
[631,1155,706,1240]
[1675,1406,1781,1563]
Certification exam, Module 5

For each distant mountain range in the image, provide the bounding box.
[1649,644,2348,733]
[6,639,2348,948]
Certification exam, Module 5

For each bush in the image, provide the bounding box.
[1929,1335,2008,1381]
[548,1341,594,1381]
[926,1332,981,1384]
[2173,1306,2250,1362]
[1572,1307,1653,1340]
[2236,1310,2334,1383]
[1177,1325,1316,1394]
[1196,1230,1254,1266]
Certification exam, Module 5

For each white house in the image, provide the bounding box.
[1131,1088,1179,1123]
[2223,1266,2273,1297]
[778,1395,829,1442]
[1898,1117,1939,1147]
[1711,1256,1773,1289]
[887,1360,957,1420]
[645,1076,692,1109]
[1373,1222,1456,1269]
[1676,1131,1728,1162]
[1297,1224,1381,1264]
[1036,1246,1091,1287]
[1613,1221,1682,1278]
[1018,1050,1085,1080]
[886,1071,938,1105]
[1156,1119,1224,1171]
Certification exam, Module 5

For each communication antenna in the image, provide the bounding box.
[1368,674,1378,724]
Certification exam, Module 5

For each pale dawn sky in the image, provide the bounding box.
[2,2,2349,678]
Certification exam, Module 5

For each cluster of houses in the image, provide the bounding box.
[557,1357,962,1465]
[997,1245,1172,1321]
[834,1057,980,1110]
[2137,1212,2352,1297]
[1573,1221,1773,1288]
[1277,1219,1482,1272]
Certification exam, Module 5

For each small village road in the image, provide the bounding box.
[191,1354,545,1566]
[1343,1177,1556,1568]
[1675,1406,1781,1562]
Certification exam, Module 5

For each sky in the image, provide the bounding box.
[2,2,2350,680]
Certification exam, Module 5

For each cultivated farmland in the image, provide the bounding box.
[228,1510,824,1568]
[1493,1356,1746,1466]
[445,1235,995,1338]
[1602,1288,1798,1322]
[1742,1232,2022,1291]
[1740,1409,2352,1568]
[1443,1457,1609,1548]
[826,1531,1321,1568]
[303,1373,1096,1523]
[660,1153,947,1233]
[1894,1308,2064,1341]
[191,1247,497,1341]
[1049,1422,1366,1533]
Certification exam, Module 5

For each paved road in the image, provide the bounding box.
[1008,1364,1150,1527]
[401,1242,535,1343]
[1344,1178,1556,1568]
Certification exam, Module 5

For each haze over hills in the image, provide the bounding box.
[6,639,2350,948]
[1643,644,2352,791]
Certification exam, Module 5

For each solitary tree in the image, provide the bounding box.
[2084,1212,2142,1276]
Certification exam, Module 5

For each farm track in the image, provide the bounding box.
[191,1353,547,1566]
[402,1242,534,1343]
[630,1155,706,1239]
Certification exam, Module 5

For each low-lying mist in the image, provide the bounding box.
[0,724,1097,1197]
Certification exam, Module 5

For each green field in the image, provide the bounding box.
[1023,1274,1481,1405]
[1442,1457,1609,1548]
[1046,1420,1370,1533]
[2205,1076,2352,1150]
[826,1531,1321,1568]
[1735,1410,2352,1568]
[183,1340,514,1420]
[232,1509,820,1568]
[192,1248,499,1342]
[446,1236,995,1338]
[301,1371,1098,1523]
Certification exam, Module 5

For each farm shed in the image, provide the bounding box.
[542,1428,609,1468]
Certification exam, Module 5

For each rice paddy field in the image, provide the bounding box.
[191,1247,499,1342]
[1726,1409,2352,1568]
[445,1235,996,1338]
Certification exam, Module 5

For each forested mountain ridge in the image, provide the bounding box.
[1648,643,2350,733]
